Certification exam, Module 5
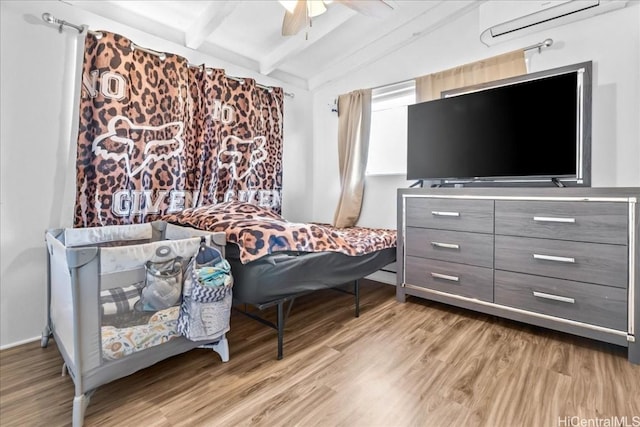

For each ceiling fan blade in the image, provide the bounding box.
[336,0,394,18]
[282,0,308,36]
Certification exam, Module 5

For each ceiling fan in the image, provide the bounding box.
[279,0,394,36]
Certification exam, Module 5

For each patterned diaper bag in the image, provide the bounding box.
[177,239,233,341]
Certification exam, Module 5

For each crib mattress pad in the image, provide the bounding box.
[101,307,181,360]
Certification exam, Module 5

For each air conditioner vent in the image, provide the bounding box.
[480,0,628,46]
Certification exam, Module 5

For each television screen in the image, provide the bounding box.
[407,69,584,183]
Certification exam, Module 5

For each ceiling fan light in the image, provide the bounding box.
[278,0,297,13]
[308,0,327,17]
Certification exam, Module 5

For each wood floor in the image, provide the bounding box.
[1,280,639,427]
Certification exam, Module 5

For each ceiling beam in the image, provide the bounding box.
[307,1,481,90]
[185,1,239,50]
[259,7,357,76]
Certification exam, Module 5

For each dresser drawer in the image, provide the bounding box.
[405,257,493,302]
[495,270,627,331]
[405,227,493,268]
[495,236,628,288]
[405,198,493,233]
[495,200,628,245]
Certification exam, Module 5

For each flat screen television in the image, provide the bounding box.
[407,61,592,186]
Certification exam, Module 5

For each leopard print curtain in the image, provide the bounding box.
[74,31,283,227]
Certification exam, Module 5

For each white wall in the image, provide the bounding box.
[310,3,640,227]
[0,1,313,348]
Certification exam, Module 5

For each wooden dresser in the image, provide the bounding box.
[397,187,639,363]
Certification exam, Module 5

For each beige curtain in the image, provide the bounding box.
[415,49,527,102]
[333,89,372,228]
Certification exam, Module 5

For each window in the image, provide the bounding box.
[366,80,416,176]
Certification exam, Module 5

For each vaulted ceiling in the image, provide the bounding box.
[64,0,483,90]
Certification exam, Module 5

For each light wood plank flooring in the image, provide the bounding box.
[1,280,639,426]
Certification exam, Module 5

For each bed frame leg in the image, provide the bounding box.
[277,301,284,360]
[233,299,294,360]
[355,279,360,318]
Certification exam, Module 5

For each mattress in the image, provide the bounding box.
[162,201,397,263]
[101,306,181,360]
[226,245,396,304]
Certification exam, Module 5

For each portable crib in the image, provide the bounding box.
[43,221,230,427]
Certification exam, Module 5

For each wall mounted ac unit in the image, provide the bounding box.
[479,0,628,46]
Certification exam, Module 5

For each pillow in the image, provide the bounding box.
[101,282,145,316]
[101,282,156,328]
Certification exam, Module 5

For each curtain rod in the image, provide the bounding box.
[523,38,554,53]
[41,12,295,99]
[42,12,102,37]
[371,38,554,93]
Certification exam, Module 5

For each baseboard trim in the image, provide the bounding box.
[0,335,40,351]
[366,270,396,285]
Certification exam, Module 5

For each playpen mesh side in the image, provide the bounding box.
[97,237,207,360]
[47,234,77,366]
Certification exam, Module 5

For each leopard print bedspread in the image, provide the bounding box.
[162,202,396,263]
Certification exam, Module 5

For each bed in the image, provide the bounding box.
[162,202,397,359]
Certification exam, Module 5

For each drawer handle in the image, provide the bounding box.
[431,211,460,217]
[431,241,460,250]
[533,253,576,263]
[532,291,575,304]
[430,272,459,282]
[533,216,576,224]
